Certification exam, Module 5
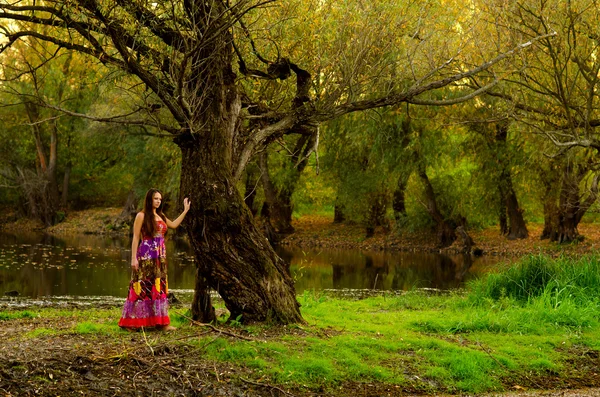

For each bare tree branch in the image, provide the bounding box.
[40,102,181,135]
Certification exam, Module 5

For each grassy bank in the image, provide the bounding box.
[2,255,600,396]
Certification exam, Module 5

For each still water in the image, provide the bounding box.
[0,232,503,298]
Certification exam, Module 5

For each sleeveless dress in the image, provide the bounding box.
[119,220,170,328]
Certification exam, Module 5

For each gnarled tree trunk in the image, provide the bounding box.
[175,15,303,323]
[179,137,303,324]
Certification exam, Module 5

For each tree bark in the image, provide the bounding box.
[498,187,508,236]
[191,267,216,323]
[540,165,560,240]
[178,137,304,324]
[243,165,260,217]
[259,135,315,235]
[61,161,71,209]
[113,187,138,232]
[23,101,61,226]
[503,174,529,239]
[366,192,388,238]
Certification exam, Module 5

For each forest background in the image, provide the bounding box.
[2,0,600,252]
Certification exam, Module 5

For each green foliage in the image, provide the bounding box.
[229,314,243,327]
[321,111,411,225]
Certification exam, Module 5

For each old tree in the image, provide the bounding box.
[0,0,551,323]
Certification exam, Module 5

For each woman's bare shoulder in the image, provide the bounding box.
[135,212,145,220]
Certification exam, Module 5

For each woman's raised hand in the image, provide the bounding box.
[183,197,191,212]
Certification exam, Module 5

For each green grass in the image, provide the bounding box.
[192,254,600,393]
[467,254,600,304]
[5,254,600,394]
[74,321,119,334]
[26,327,59,338]
[0,310,36,321]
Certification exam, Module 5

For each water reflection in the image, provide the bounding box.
[0,232,196,298]
[277,247,496,292]
[0,232,501,298]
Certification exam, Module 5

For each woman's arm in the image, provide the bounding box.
[166,197,191,229]
[131,212,144,270]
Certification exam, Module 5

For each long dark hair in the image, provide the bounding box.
[141,188,167,237]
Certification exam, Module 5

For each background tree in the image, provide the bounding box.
[473,0,600,242]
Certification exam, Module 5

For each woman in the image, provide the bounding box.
[118,188,191,331]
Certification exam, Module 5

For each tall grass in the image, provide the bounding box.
[467,254,600,305]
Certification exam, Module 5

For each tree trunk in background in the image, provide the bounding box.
[259,135,315,235]
[61,131,74,210]
[503,175,529,239]
[243,166,260,217]
[366,192,388,238]
[416,161,456,247]
[540,165,560,240]
[259,151,295,234]
[498,187,508,236]
[23,102,60,226]
[495,123,528,239]
[333,200,345,223]
[114,188,139,232]
[550,163,599,243]
[393,172,410,222]
[61,161,71,209]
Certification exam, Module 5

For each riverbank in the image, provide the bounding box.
[2,208,600,257]
[0,207,123,235]
[282,215,600,257]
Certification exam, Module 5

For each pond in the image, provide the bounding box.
[0,231,505,299]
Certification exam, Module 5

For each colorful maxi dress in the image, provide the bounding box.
[119,220,170,328]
